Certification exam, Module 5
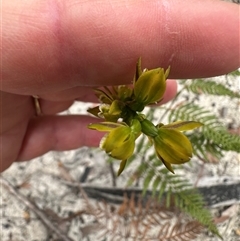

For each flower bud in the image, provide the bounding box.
[117,85,133,101]
[101,125,135,160]
[100,100,122,122]
[89,120,141,162]
[140,119,158,137]
[152,121,202,173]
[134,67,169,106]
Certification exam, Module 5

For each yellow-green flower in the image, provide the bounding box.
[87,58,204,175]
[153,129,192,173]
[140,119,203,173]
[88,100,123,122]
[153,121,203,173]
[100,100,123,122]
[132,66,170,111]
[115,85,133,101]
[88,119,142,175]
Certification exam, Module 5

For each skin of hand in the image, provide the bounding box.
[1,0,239,172]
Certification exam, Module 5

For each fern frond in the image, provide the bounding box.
[123,99,237,240]
[89,192,206,241]
[176,190,222,239]
[184,79,240,98]
[227,69,240,77]
[187,132,224,161]
[143,168,155,196]
[168,103,240,154]
[168,103,221,127]
[157,220,204,241]
[130,157,222,238]
[203,127,240,152]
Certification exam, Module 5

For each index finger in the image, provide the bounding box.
[2,0,239,94]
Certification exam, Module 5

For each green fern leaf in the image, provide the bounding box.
[176,190,222,239]
[185,79,240,98]
[152,175,162,196]
[188,132,224,161]
[168,103,240,156]
[137,157,222,238]
[203,127,240,152]
[227,69,240,77]
[168,103,221,127]
[143,168,155,195]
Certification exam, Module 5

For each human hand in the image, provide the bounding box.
[1,0,239,172]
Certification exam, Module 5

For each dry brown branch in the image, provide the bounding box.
[0,176,74,241]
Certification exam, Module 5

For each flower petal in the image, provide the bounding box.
[134,68,167,105]
[154,129,193,164]
[103,100,123,122]
[161,158,175,174]
[158,128,193,157]
[162,121,203,131]
[88,122,124,132]
[154,140,191,164]
[110,135,135,160]
[117,159,128,176]
[102,126,131,153]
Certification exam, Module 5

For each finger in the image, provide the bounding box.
[37,79,178,104]
[17,115,103,162]
[0,92,34,172]
[1,92,34,131]
[159,79,178,104]
[38,86,99,102]
[2,0,239,95]
[38,99,74,114]
[37,79,176,116]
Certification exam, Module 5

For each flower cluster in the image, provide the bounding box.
[88,58,202,175]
